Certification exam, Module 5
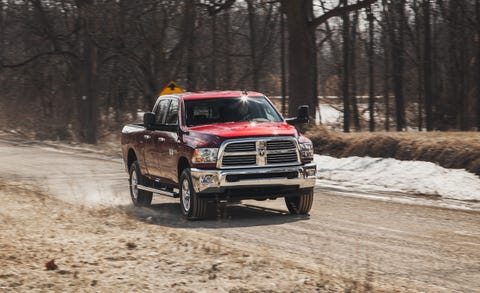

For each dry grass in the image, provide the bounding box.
[306,126,480,176]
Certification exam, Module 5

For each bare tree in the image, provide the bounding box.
[423,0,434,131]
[341,0,351,132]
[198,0,235,90]
[381,0,391,131]
[476,0,480,130]
[77,0,99,144]
[385,0,407,131]
[410,0,423,131]
[222,6,233,89]
[281,0,377,119]
[185,0,197,91]
[246,0,259,90]
[366,4,376,132]
[4,0,480,142]
[350,9,361,131]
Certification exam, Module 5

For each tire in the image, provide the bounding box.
[179,169,208,220]
[129,161,152,207]
[285,188,314,215]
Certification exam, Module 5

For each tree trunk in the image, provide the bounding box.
[447,0,468,130]
[0,0,4,87]
[280,11,287,116]
[350,10,361,131]
[78,1,98,144]
[223,9,232,89]
[390,0,406,131]
[367,5,375,132]
[423,0,433,131]
[382,1,390,131]
[210,13,217,90]
[342,0,351,132]
[0,0,3,54]
[281,0,317,119]
[413,0,423,131]
[247,0,259,90]
[185,0,196,91]
[476,0,480,130]
[457,0,468,130]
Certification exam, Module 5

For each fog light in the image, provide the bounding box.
[305,168,316,178]
[200,175,215,185]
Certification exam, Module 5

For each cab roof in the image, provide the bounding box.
[173,91,265,101]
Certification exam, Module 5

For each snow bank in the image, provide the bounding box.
[315,155,480,202]
[316,104,342,126]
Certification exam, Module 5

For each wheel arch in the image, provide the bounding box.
[127,148,137,170]
[177,157,190,182]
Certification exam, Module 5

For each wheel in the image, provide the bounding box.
[179,169,208,220]
[129,161,152,207]
[285,188,314,214]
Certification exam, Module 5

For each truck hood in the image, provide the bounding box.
[188,121,298,139]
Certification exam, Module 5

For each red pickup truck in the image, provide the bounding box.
[121,91,316,219]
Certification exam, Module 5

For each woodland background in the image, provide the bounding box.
[0,0,479,144]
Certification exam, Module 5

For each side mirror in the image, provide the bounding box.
[286,105,309,125]
[143,112,155,130]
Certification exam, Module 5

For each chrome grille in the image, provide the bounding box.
[267,151,298,164]
[267,140,295,150]
[222,155,256,166]
[219,138,299,168]
[224,142,256,152]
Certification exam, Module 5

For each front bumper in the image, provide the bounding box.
[190,162,316,194]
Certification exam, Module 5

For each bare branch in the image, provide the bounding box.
[1,51,79,68]
[310,0,378,27]
[197,0,236,16]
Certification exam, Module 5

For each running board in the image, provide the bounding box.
[138,185,179,198]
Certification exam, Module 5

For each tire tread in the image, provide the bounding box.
[129,161,152,207]
[285,188,314,214]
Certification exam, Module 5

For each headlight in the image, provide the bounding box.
[192,148,218,164]
[299,141,314,161]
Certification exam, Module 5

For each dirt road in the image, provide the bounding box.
[1,139,479,292]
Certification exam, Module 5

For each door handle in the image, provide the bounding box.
[143,135,151,140]
[157,137,165,142]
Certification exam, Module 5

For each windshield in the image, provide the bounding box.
[184,96,283,127]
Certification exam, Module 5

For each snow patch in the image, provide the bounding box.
[315,155,480,202]
[316,104,342,127]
